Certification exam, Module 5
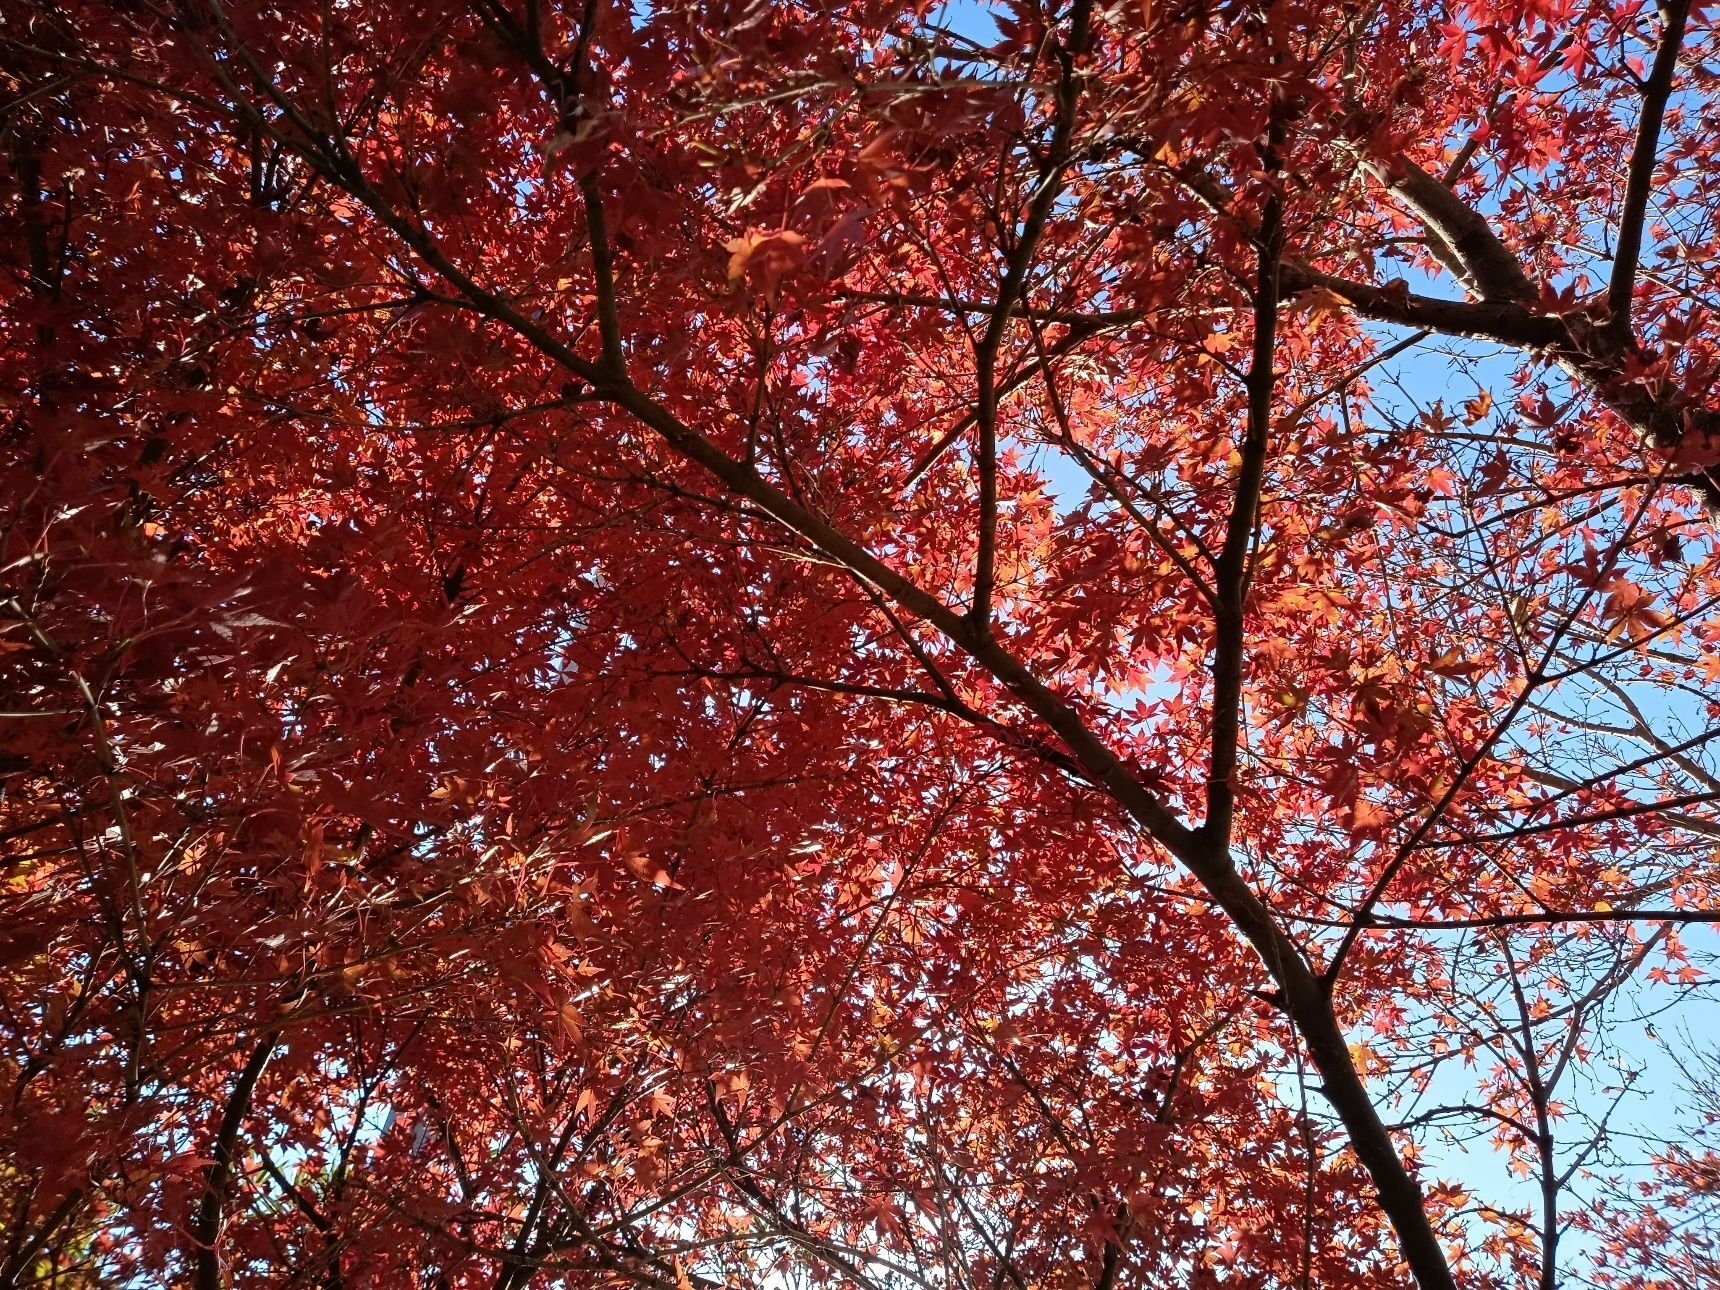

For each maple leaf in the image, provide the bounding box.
[1291,285,1353,336]
[725,228,807,303]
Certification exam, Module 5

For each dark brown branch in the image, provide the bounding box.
[1361,153,1535,304]
[902,319,1109,490]
[1206,123,1283,847]
[580,173,627,377]
[838,289,1145,329]
[970,0,1093,631]
[1391,907,1720,930]
[1283,266,1720,509]
[1177,152,1720,507]
[1417,785,1720,850]
[1521,766,1720,843]
[192,1029,280,1290]
[1608,0,1694,346]
[705,1090,893,1290]
[0,1189,87,1288]
[1280,265,1560,348]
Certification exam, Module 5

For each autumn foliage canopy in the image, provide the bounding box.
[6,0,1720,1286]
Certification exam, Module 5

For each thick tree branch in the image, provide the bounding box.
[1608,0,1694,346]
[1280,264,1560,347]
[191,1028,280,1290]
[580,172,628,378]
[1282,265,1720,508]
[1361,153,1535,304]
[1206,125,1283,847]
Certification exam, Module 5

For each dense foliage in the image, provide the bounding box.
[4,1,1720,1286]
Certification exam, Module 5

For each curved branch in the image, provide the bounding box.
[1608,0,1695,345]
[191,1029,280,1290]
